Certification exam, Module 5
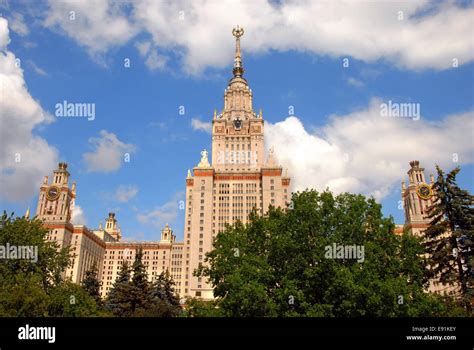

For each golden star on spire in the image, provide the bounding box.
[232,25,245,77]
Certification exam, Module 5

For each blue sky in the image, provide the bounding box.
[0,1,473,241]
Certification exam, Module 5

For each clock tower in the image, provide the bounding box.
[211,25,264,171]
[36,162,76,249]
[401,160,434,236]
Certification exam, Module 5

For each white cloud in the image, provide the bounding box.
[82,130,136,173]
[191,118,212,133]
[43,0,474,74]
[8,12,29,36]
[145,49,168,71]
[23,41,37,49]
[26,60,47,76]
[0,17,10,49]
[43,0,138,61]
[265,99,474,200]
[115,184,138,202]
[347,77,364,88]
[71,205,87,225]
[135,40,151,56]
[0,17,59,203]
[137,192,184,228]
[135,40,167,71]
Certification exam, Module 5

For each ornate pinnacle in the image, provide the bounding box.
[232,25,245,77]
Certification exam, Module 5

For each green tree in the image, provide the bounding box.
[197,190,464,317]
[148,270,181,317]
[106,249,157,317]
[81,262,102,306]
[0,212,104,316]
[105,260,133,317]
[424,166,474,313]
[0,212,68,317]
[129,248,152,315]
[48,281,109,317]
[183,297,222,317]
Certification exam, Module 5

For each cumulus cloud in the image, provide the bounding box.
[43,0,138,61]
[71,205,87,225]
[191,118,212,133]
[115,184,138,202]
[0,17,10,49]
[0,17,59,202]
[82,130,136,173]
[42,0,474,73]
[137,192,184,228]
[265,99,474,200]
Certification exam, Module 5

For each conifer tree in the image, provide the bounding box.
[81,262,102,305]
[129,248,152,315]
[424,166,474,312]
[150,270,181,316]
[105,260,133,317]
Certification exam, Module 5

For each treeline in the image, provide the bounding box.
[103,249,181,317]
[188,165,472,317]
[0,214,181,317]
[0,214,107,316]
[0,165,471,317]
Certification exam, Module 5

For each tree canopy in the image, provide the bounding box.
[0,212,106,316]
[196,190,466,317]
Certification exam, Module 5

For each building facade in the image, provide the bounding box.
[35,163,183,298]
[399,160,459,297]
[32,27,455,301]
[100,226,183,298]
[180,26,291,299]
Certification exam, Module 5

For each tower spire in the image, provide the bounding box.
[232,25,245,77]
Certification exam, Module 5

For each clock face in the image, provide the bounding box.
[416,184,432,200]
[233,117,242,130]
[46,186,60,201]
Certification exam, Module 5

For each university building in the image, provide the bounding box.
[34,162,183,298]
[31,27,452,300]
[180,26,291,299]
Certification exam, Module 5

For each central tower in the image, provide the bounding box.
[181,27,291,299]
[211,25,264,171]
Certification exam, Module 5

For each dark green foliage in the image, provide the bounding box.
[48,281,109,317]
[105,260,134,317]
[105,250,182,317]
[81,262,102,306]
[183,297,222,317]
[0,212,105,316]
[196,190,466,317]
[424,166,474,313]
[150,270,181,316]
[129,249,153,315]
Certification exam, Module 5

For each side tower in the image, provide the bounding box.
[35,162,76,248]
[402,160,435,235]
[104,212,122,241]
